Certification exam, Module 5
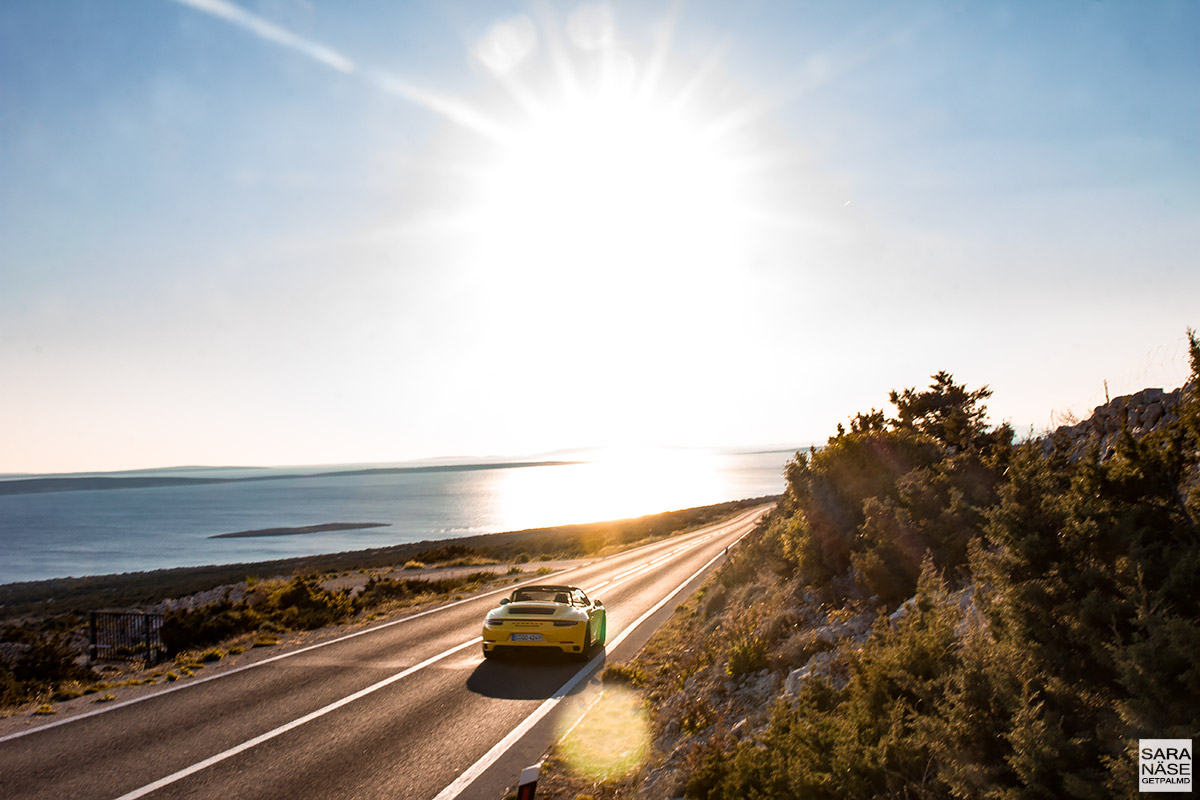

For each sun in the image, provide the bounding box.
[385,4,779,452]
[478,92,741,260]
[458,7,756,300]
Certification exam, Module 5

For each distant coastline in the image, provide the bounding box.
[208,522,391,539]
[0,497,777,620]
[0,450,790,586]
[0,461,581,496]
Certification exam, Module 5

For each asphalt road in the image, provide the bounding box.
[0,506,769,800]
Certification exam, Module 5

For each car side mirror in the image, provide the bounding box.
[594,599,603,607]
[500,598,510,605]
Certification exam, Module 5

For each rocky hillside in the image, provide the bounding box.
[536,343,1200,800]
[1047,383,1193,461]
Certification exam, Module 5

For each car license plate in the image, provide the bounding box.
[511,633,543,642]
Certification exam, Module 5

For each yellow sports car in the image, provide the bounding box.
[482,584,606,661]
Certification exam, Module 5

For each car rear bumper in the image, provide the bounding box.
[481,627,585,654]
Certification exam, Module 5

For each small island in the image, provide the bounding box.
[209,522,391,539]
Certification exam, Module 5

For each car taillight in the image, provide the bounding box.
[486,620,504,626]
[553,620,580,627]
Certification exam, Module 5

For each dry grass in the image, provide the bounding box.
[533,524,808,800]
[2,502,772,718]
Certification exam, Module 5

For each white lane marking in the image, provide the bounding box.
[2,507,767,746]
[585,537,714,596]
[110,637,482,800]
[600,521,731,583]
[595,538,712,594]
[588,564,651,594]
[112,520,754,799]
[0,571,570,745]
[610,563,648,581]
[431,525,754,800]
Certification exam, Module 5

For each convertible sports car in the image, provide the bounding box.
[482,584,606,661]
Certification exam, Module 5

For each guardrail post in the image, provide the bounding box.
[515,763,540,800]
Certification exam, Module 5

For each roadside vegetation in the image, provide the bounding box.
[538,332,1200,799]
[0,622,95,709]
[0,498,769,621]
[0,498,769,711]
[156,571,509,655]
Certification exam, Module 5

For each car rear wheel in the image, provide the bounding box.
[483,645,498,660]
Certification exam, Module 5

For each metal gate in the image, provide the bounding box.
[89,611,165,664]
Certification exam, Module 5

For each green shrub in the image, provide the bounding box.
[684,343,1200,798]
[702,585,726,618]
[413,543,477,564]
[159,603,260,655]
[601,662,648,687]
[679,695,716,733]
[692,564,963,799]
[267,577,354,630]
[724,635,767,677]
[773,373,1009,602]
[356,571,500,610]
[0,626,95,708]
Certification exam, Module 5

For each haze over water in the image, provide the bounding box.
[0,448,788,585]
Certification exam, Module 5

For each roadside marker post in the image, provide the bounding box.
[516,763,540,799]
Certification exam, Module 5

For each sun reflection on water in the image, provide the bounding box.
[485,447,734,533]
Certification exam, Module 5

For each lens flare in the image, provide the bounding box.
[556,687,651,781]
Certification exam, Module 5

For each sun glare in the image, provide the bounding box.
[481,97,739,255]
[461,7,755,288]
[406,5,778,454]
[556,686,651,781]
[486,447,727,533]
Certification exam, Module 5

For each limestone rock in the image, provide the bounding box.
[1046,382,1191,462]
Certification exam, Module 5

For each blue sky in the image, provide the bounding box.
[1,0,1197,473]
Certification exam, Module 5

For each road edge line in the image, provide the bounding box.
[430,522,757,800]
[0,508,764,745]
[0,570,572,745]
[110,638,482,800]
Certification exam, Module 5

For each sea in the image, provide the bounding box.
[0,448,794,585]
